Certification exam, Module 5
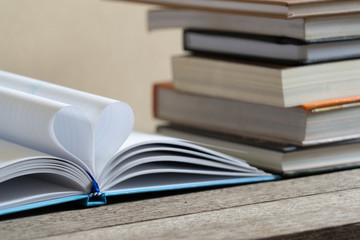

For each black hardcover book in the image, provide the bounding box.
[183,29,360,65]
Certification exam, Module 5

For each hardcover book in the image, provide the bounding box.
[154,82,360,146]
[183,29,360,65]
[172,54,360,107]
[0,71,275,216]
[117,0,360,19]
[148,9,360,41]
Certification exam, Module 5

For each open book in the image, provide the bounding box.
[0,71,276,215]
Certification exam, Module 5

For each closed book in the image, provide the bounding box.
[157,124,360,175]
[172,55,360,107]
[153,82,360,146]
[117,0,360,19]
[183,29,360,65]
[149,9,360,41]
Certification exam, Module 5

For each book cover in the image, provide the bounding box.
[148,9,360,41]
[116,0,360,19]
[183,29,360,65]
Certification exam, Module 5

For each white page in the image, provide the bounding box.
[117,131,250,166]
[100,131,269,188]
[103,162,268,191]
[100,137,258,184]
[100,154,249,188]
[0,175,84,210]
[0,87,95,169]
[0,71,134,175]
[0,138,92,211]
[0,159,91,189]
[0,138,92,189]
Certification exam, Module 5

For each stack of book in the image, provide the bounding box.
[133,0,360,176]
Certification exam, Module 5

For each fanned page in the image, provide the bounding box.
[0,137,92,213]
[98,131,275,194]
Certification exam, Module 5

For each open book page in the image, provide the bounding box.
[117,131,252,167]
[99,131,271,191]
[0,86,93,171]
[0,175,86,212]
[0,138,90,184]
[0,138,93,211]
[0,71,134,175]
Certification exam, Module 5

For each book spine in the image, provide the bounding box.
[82,173,107,207]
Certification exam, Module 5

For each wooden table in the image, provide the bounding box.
[1,168,360,239]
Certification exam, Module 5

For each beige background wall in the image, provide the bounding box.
[0,0,182,132]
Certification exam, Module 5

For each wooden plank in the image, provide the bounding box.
[38,188,360,240]
[1,168,360,239]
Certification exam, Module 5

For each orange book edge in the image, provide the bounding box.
[301,96,360,112]
[153,82,173,118]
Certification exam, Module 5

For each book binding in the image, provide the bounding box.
[83,174,107,207]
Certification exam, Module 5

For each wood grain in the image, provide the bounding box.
[40,188,360,240]
[1,168,360,239]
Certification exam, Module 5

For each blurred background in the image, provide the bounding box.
[0,0,182,132]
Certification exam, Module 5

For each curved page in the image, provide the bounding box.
[0,138,93,212]
[0,175,86,213]
[0,70,134,175]
[100,131,272,190]
[0,87,94,170]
